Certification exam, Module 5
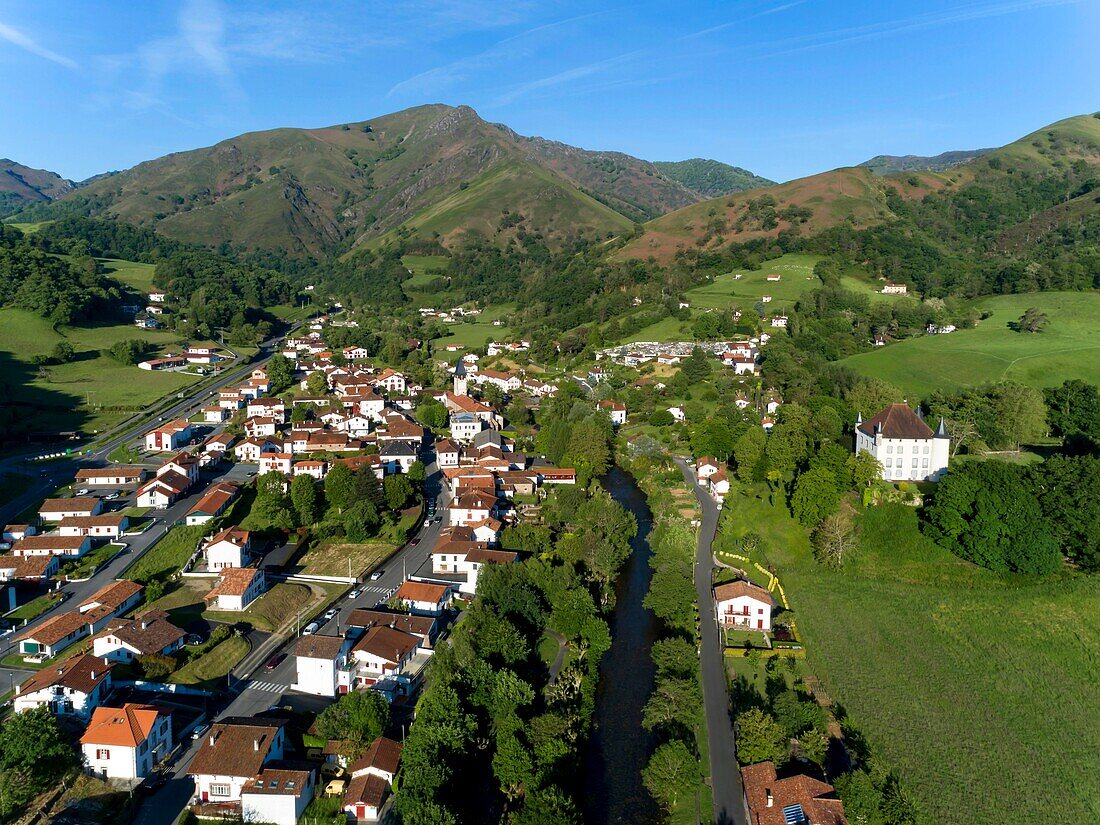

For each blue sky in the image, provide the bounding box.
[2,0,1097,183]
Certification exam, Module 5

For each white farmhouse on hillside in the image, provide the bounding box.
[854,404,950,482]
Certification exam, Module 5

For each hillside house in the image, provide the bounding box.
[39,496,104,522]
[204,567,265,611]
[93,614,186,663]
[392,581,453,617]
[741,761,847,825]
[204,527,251,571]
[241,766,316,825]
[291,634,348,697]
[881,282,908,295]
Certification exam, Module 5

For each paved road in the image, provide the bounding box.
[0,327,299,529]
[675,457,747,825]
[137,459,452,824]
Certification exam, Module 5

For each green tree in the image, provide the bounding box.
[1027,454,1100,570]
[50,340,76,363]
[734,427,766,483]
[790,467,840,526]
[798,729,829,765]
[492,730,534,801]
[989,381,1047,451]
[415,398,448,430]
[407,460,426,484]
[925,460,1060,574]
[651,637,698,679]
[265,353,294,392]
[314,690,390,759]
[0,706,79,780]
[290,474,320,526]
[506,397,531,427]
[834,770,886,825]
[1014,306,1049,333]
[384,473,414,511]
[735,708,788,766]
[306,370,329,395]
[1043,379,1100,444]
[649,409,675,427]
[642,740,699,811]
[642,676,703,735]
[324,462,356,513]
[848,450,884,489]
[691,416,736,461]
[679,347,712,382]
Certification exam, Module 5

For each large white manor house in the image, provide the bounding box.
[855,404,950,482]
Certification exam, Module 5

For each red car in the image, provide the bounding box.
[264,653,287,670]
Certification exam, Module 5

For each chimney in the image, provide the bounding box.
[210,734,216,747]
[141,620,148,630]
[766,789,773,808]
[90,668,96,680]
[254,738,260,752]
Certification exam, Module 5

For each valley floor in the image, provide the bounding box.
[715,490,1100,824]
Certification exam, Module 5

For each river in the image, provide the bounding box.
[581,466,661,825]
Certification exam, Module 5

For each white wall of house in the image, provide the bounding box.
[716,595,772,631]
[242,788,312,825]
[293,656,339,697]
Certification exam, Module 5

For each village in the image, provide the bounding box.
[0,308,592,825]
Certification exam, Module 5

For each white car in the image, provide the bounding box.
[303,622,321,636]
[347,589,362,600]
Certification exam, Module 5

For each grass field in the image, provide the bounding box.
[146,578,318,633]
[100,258,157,293]
[717,490,1100,824]
[432,303,517,357]
[402,255,449,287]
[168,635,249,689]
[125,525,205,583]
[0,307,198,434]
[297,541,392,578]
[839,291,1100,397]
[685,253,825,311]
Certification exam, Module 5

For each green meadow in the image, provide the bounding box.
[432,303,518,358]
[684,252,826,310]
[100,258,158,293]
[839,291,1100,397]
[0,307,197,434]
[717,492,1100,824]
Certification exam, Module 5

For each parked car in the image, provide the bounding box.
[303,621,321,635]
[370,570,384,582]
[191,723,210,740]
[347,589,362,600]
[104,492,120,500]
[264,653,287,670]
[185,634,204,646]
[76,488,90,496]
[410,538,420,547]
[323,608,338,621]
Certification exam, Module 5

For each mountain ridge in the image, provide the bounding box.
[858,148,994,175]
[12,104,766,256]
[0,159,75,218]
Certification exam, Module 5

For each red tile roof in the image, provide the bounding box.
[713,579,775,606]
[18,654,114,696]
[80,703,162,747]
[741,762,847,825]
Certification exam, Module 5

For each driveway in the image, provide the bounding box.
[674,457,747,825]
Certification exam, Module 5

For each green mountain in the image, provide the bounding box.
[653,158,774,197]
[858,149,993,175]
[0,159,74,218]
[22,105,759,256]
[625,113,1100,267]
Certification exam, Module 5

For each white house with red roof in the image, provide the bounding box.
[713,580,776,632]
[81,703,173,779]
[144,419,192,452]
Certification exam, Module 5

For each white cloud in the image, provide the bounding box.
[0,19,77,68]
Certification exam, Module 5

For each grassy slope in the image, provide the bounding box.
[718,492,1099,824]
[621,167,900,264]
[0,308,197,433]
[100,258,157,292]
[837,292,1100,396]
[41,104,703,256]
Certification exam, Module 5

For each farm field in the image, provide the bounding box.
[684,252,825,310]
[100,258,157,292]
[402,254,449,288]
[0,307,197,435]
[717,491,1099,824]
[838,291,1100,397]
[432,302,517,358]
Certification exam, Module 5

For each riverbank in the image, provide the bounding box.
[582,466,661,825]
[615,453,714,825]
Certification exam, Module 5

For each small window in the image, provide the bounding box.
[887,445,894,454]
[922,459,929,468]
[96,748,110,759]
[211,783,231,797]
[923,445,930,454]
[884,458,893,468]
[912,458,918,468]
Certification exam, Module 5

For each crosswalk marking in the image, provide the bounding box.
[249,680,284,693]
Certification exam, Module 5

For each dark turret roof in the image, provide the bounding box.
[453,359,466,377]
